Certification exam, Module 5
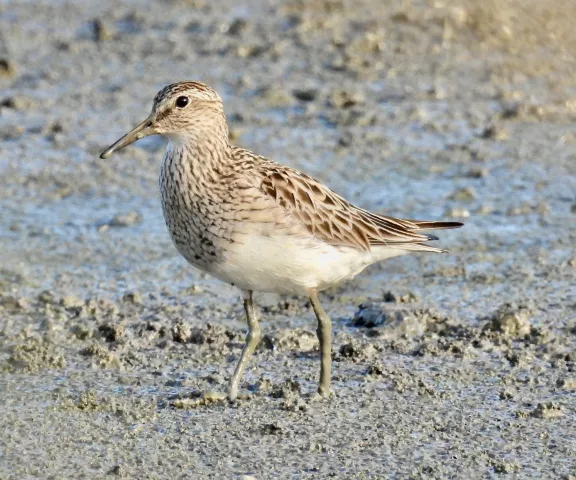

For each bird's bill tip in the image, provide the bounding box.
[99,116,155,159]
[99,148,113,160]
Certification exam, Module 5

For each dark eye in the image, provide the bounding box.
[175,96,189,108]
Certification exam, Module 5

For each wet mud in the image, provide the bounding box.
[1,0,575,478]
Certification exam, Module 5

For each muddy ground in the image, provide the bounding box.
[1,0,575,478]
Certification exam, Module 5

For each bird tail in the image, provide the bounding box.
[393,219,463,254]
[409,220,464,231]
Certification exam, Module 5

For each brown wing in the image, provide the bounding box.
[255,163,460,252]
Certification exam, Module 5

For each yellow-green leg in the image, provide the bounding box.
[227,290,261,401]
[309,289,332,397]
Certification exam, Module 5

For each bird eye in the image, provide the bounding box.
[175,96,189,108]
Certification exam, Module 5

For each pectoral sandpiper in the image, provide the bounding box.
[100,81,463,400]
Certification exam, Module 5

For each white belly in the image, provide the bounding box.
[208,233,407,295]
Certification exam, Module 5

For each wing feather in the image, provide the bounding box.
[234,148,463,252]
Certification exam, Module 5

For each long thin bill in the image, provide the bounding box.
[99,116,154,159]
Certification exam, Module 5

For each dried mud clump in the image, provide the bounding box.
[328,89,365,109]
[352,302,427,338]
[270,379,307,411]
[350,299,559,363]
[5,339,66,372]
[171,321,193,343]
[260,297,310,316]
[351,302,478,357]
[338,342,362,359]
[270,378,302,399]
[98,323,125,343]
[63,389,156,422]
[260,423,284,435]
[0,32,15,78]
[382,291,419,304]
[171,321,216,345]
[530,402,564,419]
[260,328,317,352]
[483,302,531,338]
[184,323,237,347]
[556,377,576,390]
[79,344,120,368]
[0,295,29,310]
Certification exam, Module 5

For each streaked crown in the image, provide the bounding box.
[153,81,221,108]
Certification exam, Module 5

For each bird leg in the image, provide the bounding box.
[308,289,332,397]
[227,290,261,401]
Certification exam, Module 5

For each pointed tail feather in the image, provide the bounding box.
[392,219,463,254]
[411,220,464,231]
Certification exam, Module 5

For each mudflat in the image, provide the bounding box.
[1,0,575,478]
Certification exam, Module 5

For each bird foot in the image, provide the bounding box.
[205,390,252,403]
[305,389,333,403]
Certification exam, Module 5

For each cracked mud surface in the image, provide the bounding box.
[1,0,575,478]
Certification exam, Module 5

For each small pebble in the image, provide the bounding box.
[293,88,317,102]
[448,187,476,202]
[110,211,141,226]
[530,402,564,419]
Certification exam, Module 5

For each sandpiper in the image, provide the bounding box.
[100,81,462,400]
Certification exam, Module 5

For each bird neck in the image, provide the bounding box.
[165,118,231,180]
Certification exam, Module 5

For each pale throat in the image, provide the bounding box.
[163,125,231,180]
